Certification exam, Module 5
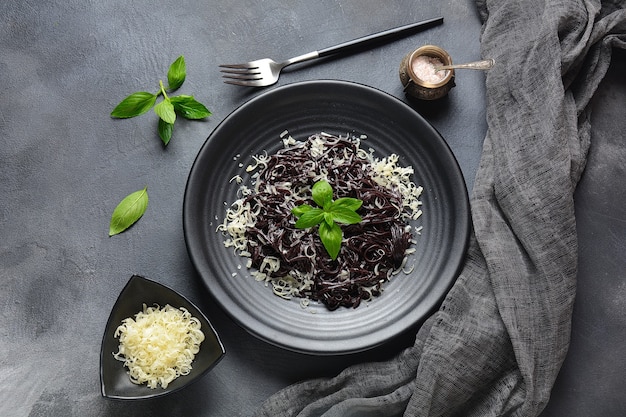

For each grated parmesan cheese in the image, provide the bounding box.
[368,153,423,221]
[113,304,205,389]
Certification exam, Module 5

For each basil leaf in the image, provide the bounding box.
[167,55,186,91]
[312,180,333,208]
[319,221,342,260]
[154,99,176,124]
[292,179,362,259]
[329,206,362,225]
[158,118,173,146]
[170,95,211,119]
[111,92,157,118]
[332,197,363,211]
[292,204,314,217]
[294,208,324,229]
[109,187,149,236]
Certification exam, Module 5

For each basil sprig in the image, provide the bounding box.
[291,180,362,260]
[111,56,211,145]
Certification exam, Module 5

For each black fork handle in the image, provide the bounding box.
[317,17,444,58]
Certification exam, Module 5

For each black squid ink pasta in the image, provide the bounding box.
[218,132,423,310]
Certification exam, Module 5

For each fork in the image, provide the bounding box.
[220,17,444,87]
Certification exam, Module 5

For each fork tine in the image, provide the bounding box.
[223,79,264,87]
[219,68,261,76]
[219,63,259,69]
[221,72,262,81]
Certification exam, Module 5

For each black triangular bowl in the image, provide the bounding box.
[100,275,225,400]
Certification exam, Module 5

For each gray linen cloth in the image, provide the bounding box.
[254,0,626,416]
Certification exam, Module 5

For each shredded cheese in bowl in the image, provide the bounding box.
[113,304,205,389]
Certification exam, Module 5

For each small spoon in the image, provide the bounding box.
[434,58,495,71]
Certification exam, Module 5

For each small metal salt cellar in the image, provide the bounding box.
[399,45,455,100]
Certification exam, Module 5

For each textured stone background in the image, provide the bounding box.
[1,0,623,416]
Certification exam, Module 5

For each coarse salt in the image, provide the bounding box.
[411,55,448,84]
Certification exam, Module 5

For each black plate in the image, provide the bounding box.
[183,80,469,355]
[100,275,225,400]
